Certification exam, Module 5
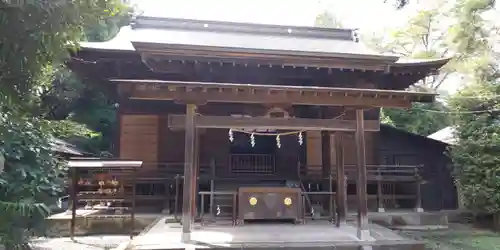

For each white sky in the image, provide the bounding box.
[131,0,424,32]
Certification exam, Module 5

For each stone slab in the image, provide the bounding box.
[30,235,130,250]
[45,212,161,237]
[127,218,423,250]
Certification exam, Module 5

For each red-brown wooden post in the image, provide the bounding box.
[355,109,369,239]
[181,104,196,242]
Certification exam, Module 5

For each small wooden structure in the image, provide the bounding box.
[68,16,452,242]
[67,159,142,239]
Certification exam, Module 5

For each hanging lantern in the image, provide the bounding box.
[276,135,281,148]
[228,129,234,142]
[298,131,303,146]
[250,133,255,147]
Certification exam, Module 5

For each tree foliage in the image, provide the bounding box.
[381,102,451,136]
[314,11,343,28]
[0,110,64,249]
[0,1,130,248]
[365,6,454,135]
[0,0,129,107]
[446,0,499,214]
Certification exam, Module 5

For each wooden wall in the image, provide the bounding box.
[305,131,376,173]
[119,115,159,166]
[378,125,458,211]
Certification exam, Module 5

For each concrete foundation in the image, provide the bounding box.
[126,218,423,250]
[45,210,160,237]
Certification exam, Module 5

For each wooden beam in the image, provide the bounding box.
[181,104,196,243]
[355,109,369,239]
[129,86,412,108]
[168,115,380,132]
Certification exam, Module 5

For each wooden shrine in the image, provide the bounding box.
[67,15,451,242]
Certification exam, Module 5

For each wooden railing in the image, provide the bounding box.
[302,164,422,182]
[198,191,238,226]
[229,154,275,174]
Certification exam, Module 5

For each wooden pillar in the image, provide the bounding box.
[335,132,347,226]
[181,104,196,243]
[192,129,200,221]
[377,169,385,212]
[321,131,332,218]
[131,168,137,239]
[355,109,369,239]
[415,168,424,212]
[70,168,78,240]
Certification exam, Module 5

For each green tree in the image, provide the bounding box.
[381,102,451,135]
[0,1,130,248]
[366,7,453,135]
[34,5,132,154]
[446,0,500,221]
[0,1,128,107]
[314,11,343,28]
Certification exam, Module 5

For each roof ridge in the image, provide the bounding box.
[132,15,356,41]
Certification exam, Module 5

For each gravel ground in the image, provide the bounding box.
[30,236,130,250]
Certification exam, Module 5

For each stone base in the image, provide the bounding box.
[45,213,159,237]
[127,221,424,250]
[181,232,191,243]
[357,229,372,240]
[370,211,449,227]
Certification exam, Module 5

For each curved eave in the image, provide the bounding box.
[390,57,452,74]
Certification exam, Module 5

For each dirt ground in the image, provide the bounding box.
[398,223,500,250]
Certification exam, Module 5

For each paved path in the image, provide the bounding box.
[30,236,130,250]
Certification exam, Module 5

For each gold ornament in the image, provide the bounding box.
[284,197,292,206]
[249,197,258,206]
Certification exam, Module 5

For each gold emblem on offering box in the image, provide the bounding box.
[284,197,292,206]
[249,197,258,206]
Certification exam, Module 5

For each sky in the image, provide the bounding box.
[130,0,421,32]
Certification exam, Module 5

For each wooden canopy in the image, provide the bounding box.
[67,159,143,168]
[114,79,437,109]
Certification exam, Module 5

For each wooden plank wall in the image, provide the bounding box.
[306,131,322,173]
[120,115,159,166]
[341,133,375,169]
[306,131,375,175]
